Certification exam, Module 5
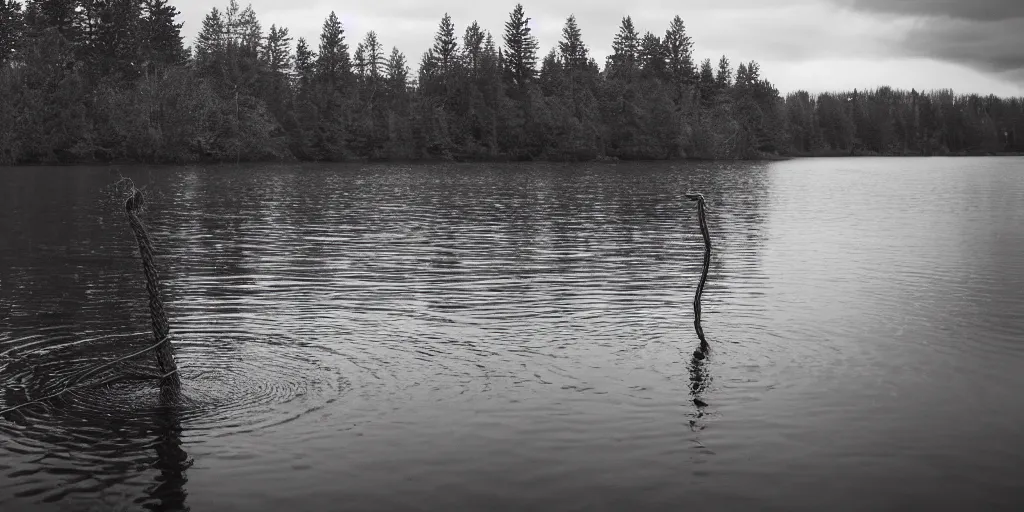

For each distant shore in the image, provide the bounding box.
[5,151,1023,168]
[5,2,1023,168]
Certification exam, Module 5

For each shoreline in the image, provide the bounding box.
[3,152,1022,168]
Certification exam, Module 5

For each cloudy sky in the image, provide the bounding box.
[174,0,1024,96]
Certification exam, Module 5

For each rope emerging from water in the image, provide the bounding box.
[0,182,185,418]
[124,182,181,389]
[685,192,711,357]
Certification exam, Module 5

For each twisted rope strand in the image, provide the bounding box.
[124,186,180,388]
[686,193,712,355]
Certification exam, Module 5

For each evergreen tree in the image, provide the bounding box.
[480,31,501,97]
[290,35,317,156]
[735,62,748,88]
[193,7,225,71]
[312,10,351,159]
[745,60,760,85]
[462,21,485,76]
[502,3,539,88]
[558,14,587,71]
[609,16,639,79]
[698,58,714,104]
[714,55,731,90]
[353,41,366,78]
[293,37,315,85]
[539,48,562,96]
[663,15,695,87]
[483,31,496,60]
[261,24,292,76]
[202,0,259,92]
[418,48,438,89]
[363,31,384,81]
[638,31,665,79]
[82,0,143,79]
[316,11,350,88]
[140,0,185,71]
[231,2,261,53]
[257,23,293,131]
[386,46,408,95]
[432,13,458,75]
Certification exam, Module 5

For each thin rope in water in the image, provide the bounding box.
[122,180,180,388]
[0,335,176,416]
[686,192,712,355]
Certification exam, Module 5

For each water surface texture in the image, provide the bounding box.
[2,158,1023,511]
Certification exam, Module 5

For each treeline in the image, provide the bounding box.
[1,0,1022,165]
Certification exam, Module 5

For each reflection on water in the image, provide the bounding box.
[2,158,1024,510]
[146,391,189,512]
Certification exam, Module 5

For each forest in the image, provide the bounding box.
[1,0,1023,165]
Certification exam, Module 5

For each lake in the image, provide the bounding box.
[1,158,1023,511]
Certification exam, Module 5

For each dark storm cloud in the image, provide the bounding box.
[842,0,1024,21]
[831,0,1024,82]
[900,17,1024,80]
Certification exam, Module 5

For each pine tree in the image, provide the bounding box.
[261,24,292,76]
[291,34,317,155]
[294,37,315,86]
[502,3,539,87]
[745,60,760,84]
[219,0,261,92]
[609,16,639,79]
[735,62,748,88]
[462,21,485,76]
[257,23,293,127]
[386,46,408,95]
[231,3,261,54]
[698,58,715,104]
[140,0,185,70]
[715,55,731,90]
[663,15,695,87]
[484,31,496,59]
[418,48,438,88]
[309,11,351,159]
[638,31,664,79]
[557,14,587,71]
[432,13,458,75]
[23,0,82,51]
[316,11,350,88]
[193,7,225,69]
[353,41,367,78]
[481,30,500,88]
[82,0,143,78]
[363,31,384,81]
[539,48,562,96]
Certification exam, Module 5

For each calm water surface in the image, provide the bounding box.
[1,158,1023,511]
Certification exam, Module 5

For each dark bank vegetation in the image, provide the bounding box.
[1,0,1023,165]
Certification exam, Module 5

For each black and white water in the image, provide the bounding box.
[2,158,1023,511]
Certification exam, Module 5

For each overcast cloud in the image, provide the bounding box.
[840,0,1024,21]
[172,0,1024,96]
